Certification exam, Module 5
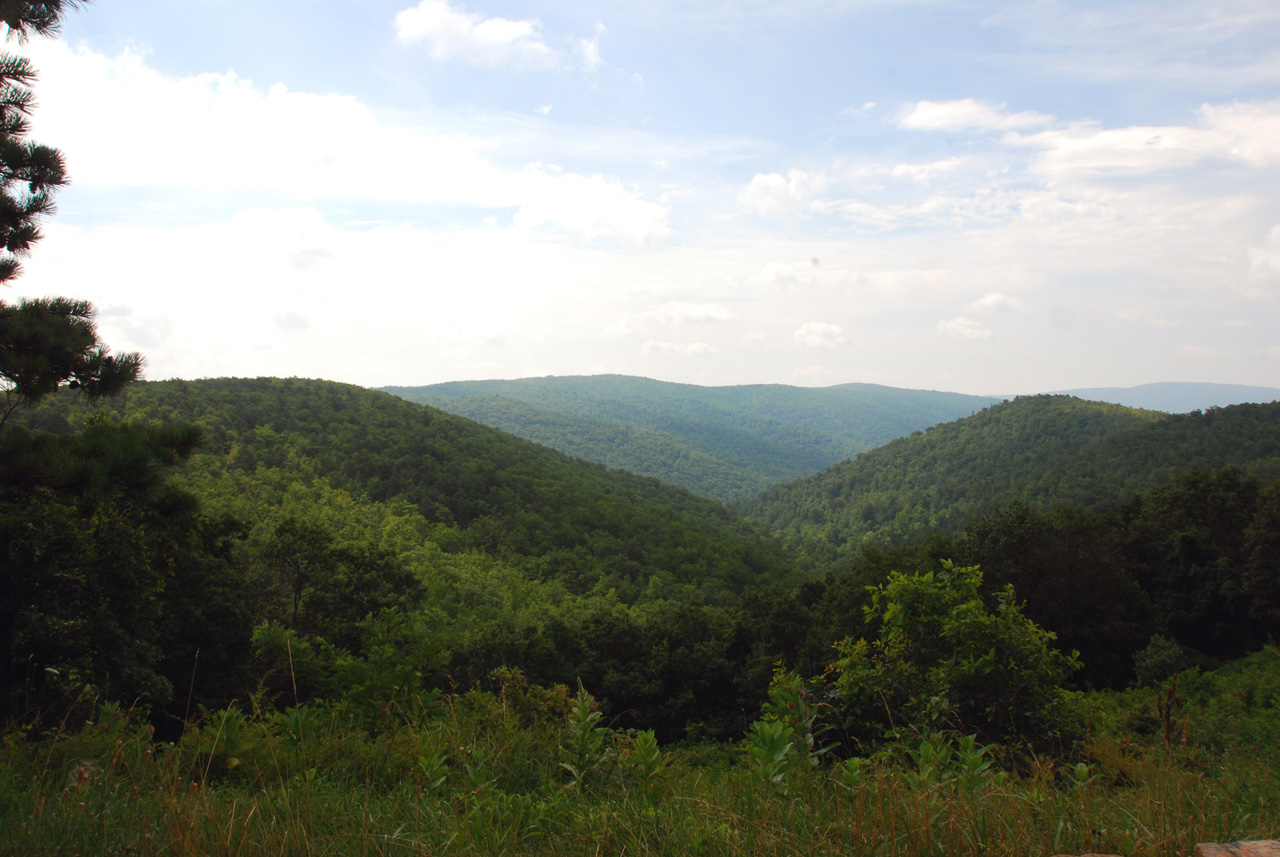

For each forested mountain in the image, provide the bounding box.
[26,377,793,605]
[742,395,1280,571]
[1051,381,1280,413]
[382,375,996,503]
[10,377,1280,747]
[6,377,812,737]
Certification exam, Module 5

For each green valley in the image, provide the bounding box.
[5,379,1280,857]
[383,375,996,504]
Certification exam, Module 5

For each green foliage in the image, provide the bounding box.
[1132,635,1191,688]
[1,663,1279,857]
[1244,476,1280,633]
[29,377,797,606]
[195,702,255,776]
[830,561,1082,753]
[1092,645,1280,756]
[745,395,1158,561]
[956,501,1150,688]
[949,734,1005,794]
[559,681,610,790]
[416,749,448,790]
[629,728,662,783]
[0,300,140,428]
[834,755,871,790]
[0,422,228,721]
[743,718,798,795]
[272,703,321,751]
[944,467,1280,688]
[0,33,65,286]
[760,666,834,767]
[1116,467,1264,664]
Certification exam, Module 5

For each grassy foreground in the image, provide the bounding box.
[2,656,1279,857]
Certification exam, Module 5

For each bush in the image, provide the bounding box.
[830,561,1082,755]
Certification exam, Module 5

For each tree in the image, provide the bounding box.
[0,2,198,720]
[829,561,1081,754]
[1243,476,1280,640]
[1,298,142,429]
[0,0,140,431]
[0,420,205,718]
[0,2,86,41]
[957,502,1151,688]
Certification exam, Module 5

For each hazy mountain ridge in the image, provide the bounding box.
[382,375,996,503]
[1049,381,1280,413]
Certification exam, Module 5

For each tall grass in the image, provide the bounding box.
[2,671,1278,856]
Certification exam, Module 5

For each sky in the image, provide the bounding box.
[7,0,1280,396]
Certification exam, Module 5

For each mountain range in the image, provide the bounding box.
[384,377,1280,505]
[382,376,996,504]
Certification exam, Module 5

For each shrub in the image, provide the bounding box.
[830,561,1082,755]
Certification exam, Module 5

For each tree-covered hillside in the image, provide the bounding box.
[26,377,796,605]
[383,375,995,503]
[742,395,1280,571]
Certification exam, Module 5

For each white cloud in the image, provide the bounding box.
[1248,225,1280,284]
[973,292,1022,312]
[937,316,994,340]
[1009,102,1280,180]
[898,99,1054,133]
[739,169,826,215]
[513,165,670,246]
[793,322,846,348]
[288,248,333,272]
[758,263,806,287]
[1113,307,1181,329]
[1009,123,1224,177]
[641,340,718,356]
[21,39,667,246]
[274,312,310,332]
[644,302,738,325]
[21,206,692,384]
[1200,101,1280,167]
[890,157,966,186]
[576,22,606,74]
[394,0,559,69]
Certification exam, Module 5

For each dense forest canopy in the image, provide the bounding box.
[742,395,1280,572]
[7,377,1277,739]
[26,377,798,604]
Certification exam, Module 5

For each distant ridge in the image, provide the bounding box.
[382,375,996,504]
[1049,382,1280,413]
